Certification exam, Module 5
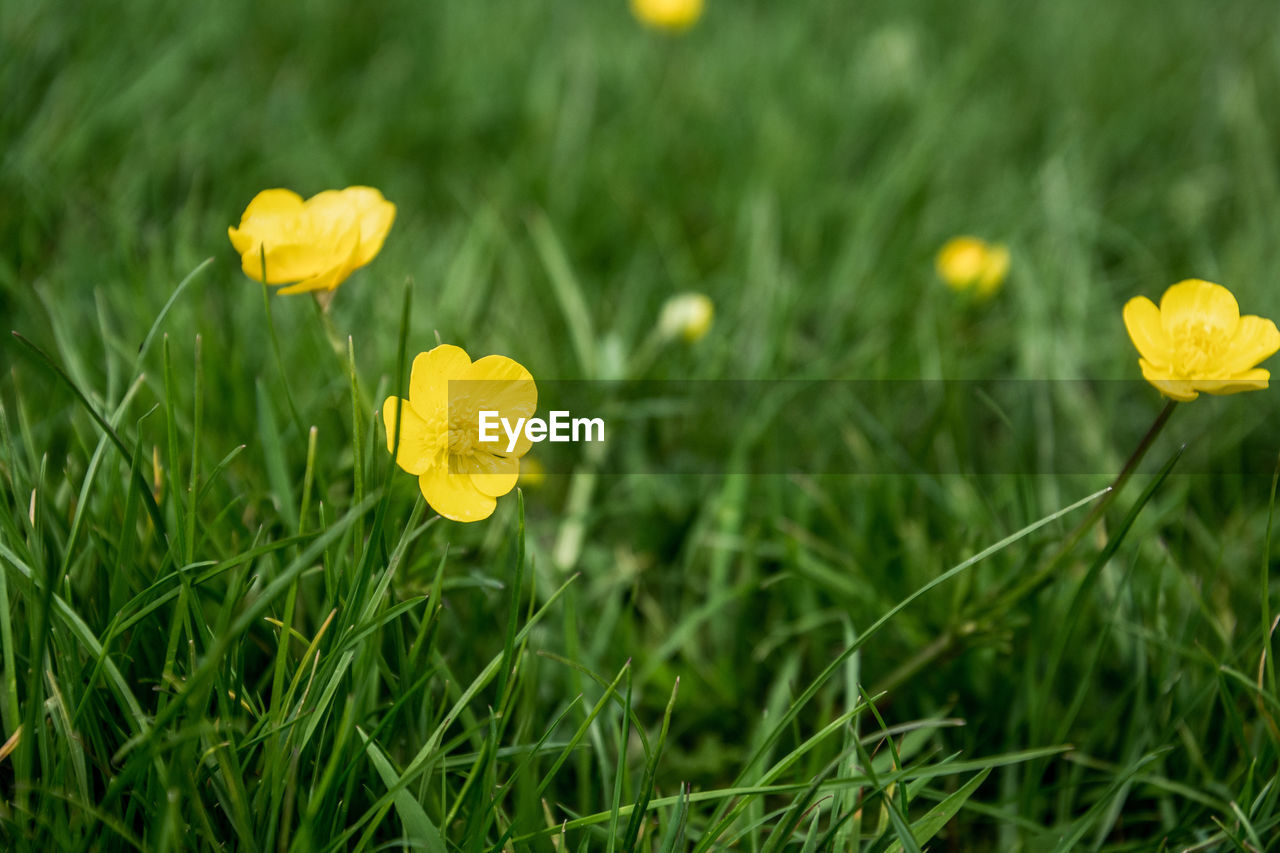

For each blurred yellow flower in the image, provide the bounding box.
[631,0,703,32]
[935,236,1010,297]
[1123,279,1280,402]
[518,456,546,489]
[382,344,536,522]
[228,187,395,294]
[658,292,714,342]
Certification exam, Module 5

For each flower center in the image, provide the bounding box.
[1170,320,1227,376]
[447,425,474,455]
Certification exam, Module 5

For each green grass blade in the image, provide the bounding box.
[885,767,991,853]
[359,728,447,853]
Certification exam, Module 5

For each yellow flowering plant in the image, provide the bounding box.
[383,344,537,522]
[992,278,1278,608]
[658,292,714,343]
[1123,278,1280,401]
[228,187,396,294]
[935,236,1010,298]
[631,0,703,32]
[1020,277,1280,592]
[517,457,547,489]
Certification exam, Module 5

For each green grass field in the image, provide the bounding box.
[4,0,1280,849]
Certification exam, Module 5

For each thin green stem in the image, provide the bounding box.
[874,398,1179,696]
[1262,454,1280,721]
[259,248,306,439]
[311,296,372,418]
[1062,399,1176,551]
[994,398,1177,609]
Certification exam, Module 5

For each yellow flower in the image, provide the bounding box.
[658,292,714,343]
[228,187,396,294]
[518,456,546,489]
[1123,279,1280,402]
[382,344,536,522]
[935,236,1010,297]
[631,0,703,32]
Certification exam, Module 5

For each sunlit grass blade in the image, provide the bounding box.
[527,211,596,378]
[133,257,214,370]
[697,488,1107,846]
[359,728,447,853]
[509,746,1071,844]
[655,784,690,853]
[1048,750,1166,852]
[885,767,991,853]
[621,676,679,851]
[10,330,169,543]
[339,571,581,851]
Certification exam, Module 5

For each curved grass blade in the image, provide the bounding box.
[10,331,169,543]
[134,257,214,369]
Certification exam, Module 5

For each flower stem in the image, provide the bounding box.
[995,398,1177,608]
[310,296,372,418]
[1061,398,1176,552]
[873,397,1179,696]
[312,294,346,358]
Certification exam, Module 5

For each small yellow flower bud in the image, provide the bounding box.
[935,236,1010,298]
[631,0,703,33]
[518,457,547,489]
[658,292,714,343]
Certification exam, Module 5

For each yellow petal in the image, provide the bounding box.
[473,417,533,458]
[304,190,362,238]
[1193,369,1270,397]
[409,345,473,421]
[243,241,347,285]
[275,255,358,294]
[935,237,985,290]
[418,468,496,522]
[381,396,440,475]
[228,225,255,257]
[505,433,533,458]
[229,189,311,280]
[342,187,397,268]
[518,457,546,488]
[229,187,392,294]
[231,205,361,286]
[975,245,1010,297]
[465,354,534,385]
[1221,315,1280,375]
[631,0,703,31]
[1159,279,1240,336]
[1123,296,1172,366]
[1139,359,1199,401]
[464,355,537,420]
[457,452,520,498]
[1145,380,1200,401]
[230,190,307,260]
[239,189,305,221]
[659,292,715,342]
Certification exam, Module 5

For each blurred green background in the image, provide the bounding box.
[4,0,1280,849]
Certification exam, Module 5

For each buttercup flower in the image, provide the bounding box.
[518,457,547,489]
[658,292,714,343]
[383,344,536,522]
[228,187,396,294]
[935,236,1010,297]
[631,0,703,32]
[1123,279,1280,402]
